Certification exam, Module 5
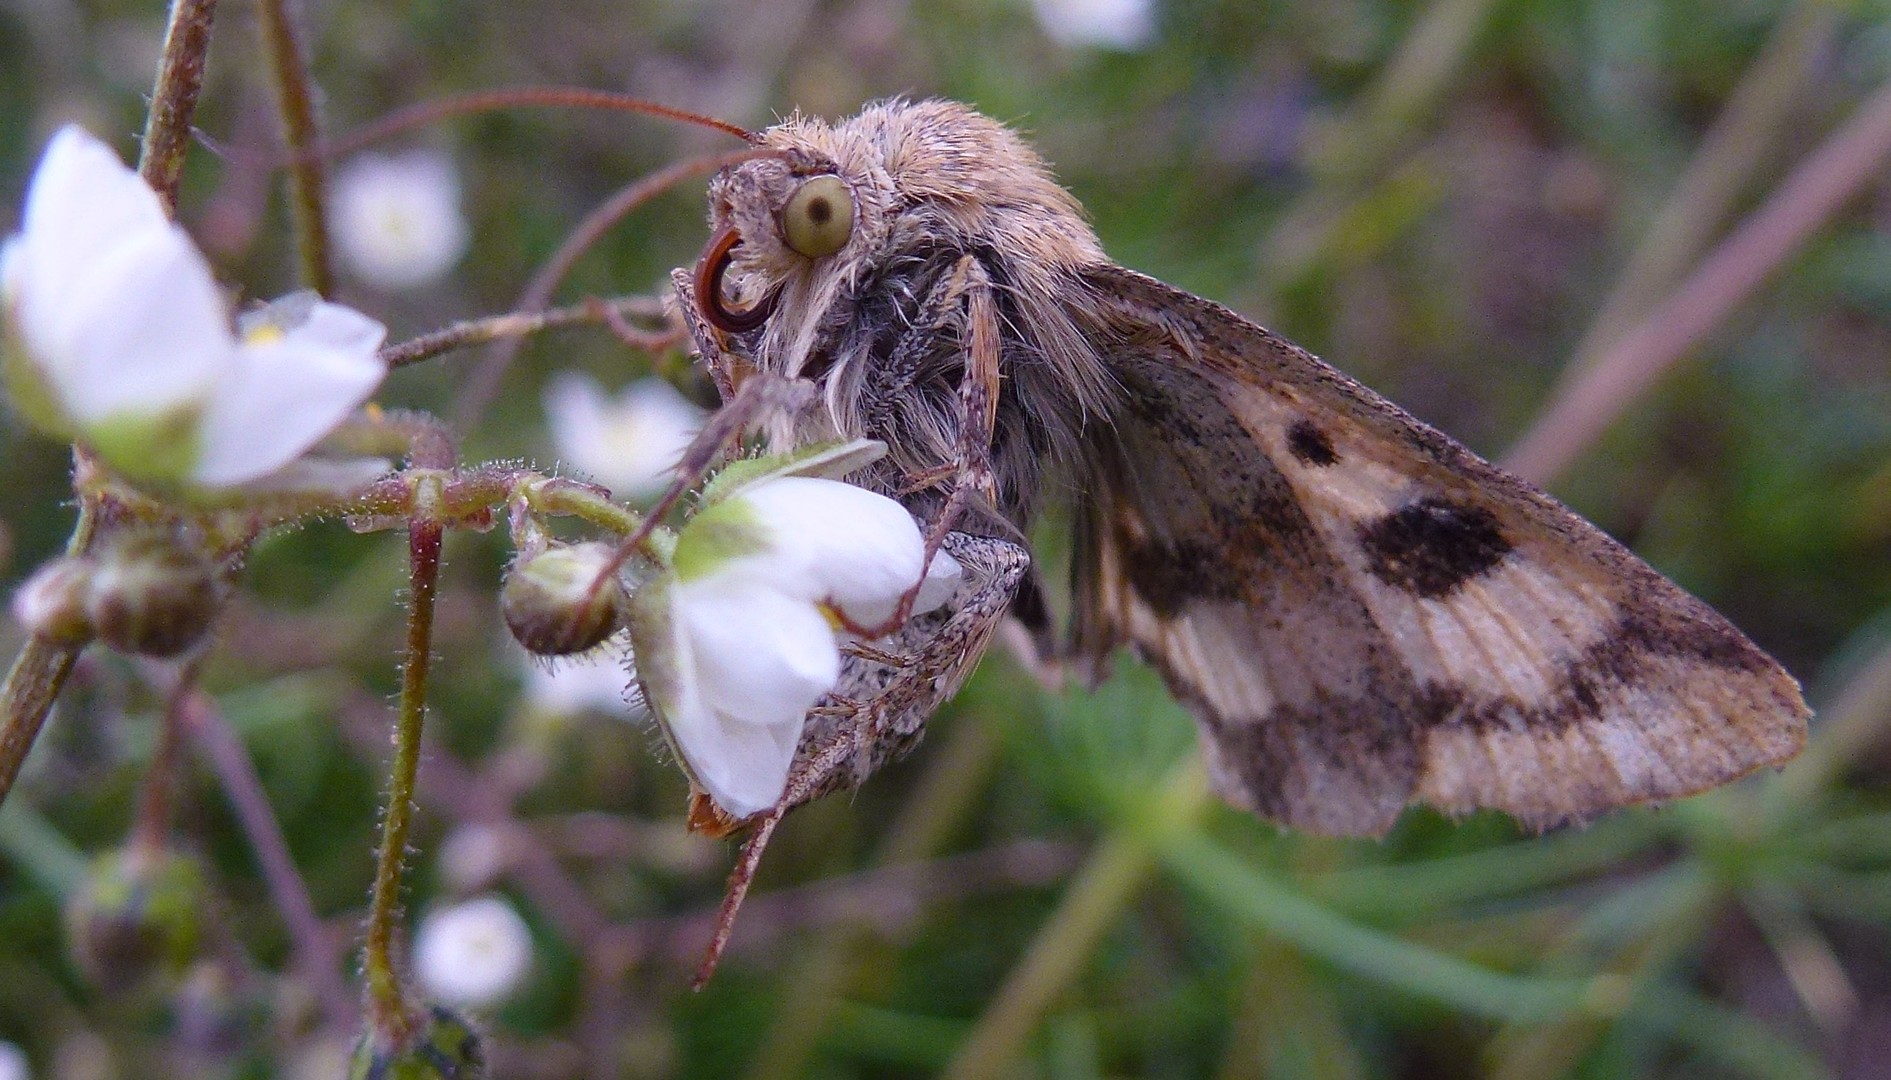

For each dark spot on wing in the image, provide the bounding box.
[1286,419,1338,466]
[1359,496,1512,598]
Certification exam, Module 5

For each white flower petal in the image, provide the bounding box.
[912,548,964,616]
[1031,0,1156,49]
[283,298,388,355]
[677,578,837,727]
[191,326,387,486]
[724,476,928,625]
[653,579,838,817]
[34,224,230,422]
[0,1040,25,1080]
[413,896,533,1009]
[17,127,172,300]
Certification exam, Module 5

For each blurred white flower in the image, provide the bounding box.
[436,824,512,894]
[521,633,644,719]
[413,896,533,1009]
[0,126,387,490]
[1031,0,1156,50]
[331,149,470,289]
[632,476,961,817]
[0,1040,25,1080]
[545,374,704,503]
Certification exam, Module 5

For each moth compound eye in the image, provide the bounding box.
[781,175,854,258]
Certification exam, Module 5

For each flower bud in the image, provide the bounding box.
[64,847,205,996]
[501,542,625,656]
[348,1006,486,1080]
[11,557,96,645]
[85,530,218,657]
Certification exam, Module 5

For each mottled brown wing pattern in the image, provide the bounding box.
[1067,264,1808,836]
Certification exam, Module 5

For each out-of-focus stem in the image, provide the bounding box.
[1503,71,1891,486]
[1562,3,1840,379]
[361,493,445,1044]
[256,0,334,295]
[941,758,1211,1080]
[139,0,221,213]
[184,688,355,1025]
[0,500,105,809]
[130,657,203,857]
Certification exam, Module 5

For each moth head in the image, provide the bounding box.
[695,154,873,336]
[692,100,1103,379]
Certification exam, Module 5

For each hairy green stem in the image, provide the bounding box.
[255,0,333,295]
[361,493,445,1044]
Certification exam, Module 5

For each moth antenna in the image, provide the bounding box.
[269,86,754,167]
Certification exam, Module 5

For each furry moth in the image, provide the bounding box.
[667,98,1808,839]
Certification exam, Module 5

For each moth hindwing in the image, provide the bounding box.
[676,98,1808,836]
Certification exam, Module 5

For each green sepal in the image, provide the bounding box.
[695,437,886,509]
[85,403,205,487]
[671,496,769,582]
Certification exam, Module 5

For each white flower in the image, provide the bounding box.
[331,149,470,289]
[0,1040,26,1080]
[413,896,533,1009]
[521,632,645,719]
[632,475,962,818]
[1,126,388,490]
[546,374,704,502]
[1031,0,1156,50]
[436,824,512,893]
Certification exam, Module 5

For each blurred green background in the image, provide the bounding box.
[5,0,1891,1077]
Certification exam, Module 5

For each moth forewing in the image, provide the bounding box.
[1065,265,1809,834]
[679,98,1809,837]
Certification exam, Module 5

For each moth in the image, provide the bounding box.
[666,98,1808,842]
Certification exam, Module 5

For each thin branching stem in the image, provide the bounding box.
[256,0,334,295]
[380,294,667,369]
[452,148,776,430]
[361,489,446,1044]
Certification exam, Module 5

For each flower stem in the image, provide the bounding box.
[139,0,221,214]
[130,656,203,858]
[361,491,445,1044]
[0,501,103,810]
[3,0,220,817]
[255,0,334,295]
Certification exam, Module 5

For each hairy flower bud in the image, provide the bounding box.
[11,556,95,644]
[64,848,205,996]
[85,530,218,657]
[348,1006,486,1080]
[501,542,625,656]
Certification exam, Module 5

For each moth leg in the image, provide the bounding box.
[794,531,1030,802]
[846,256,1006,640]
